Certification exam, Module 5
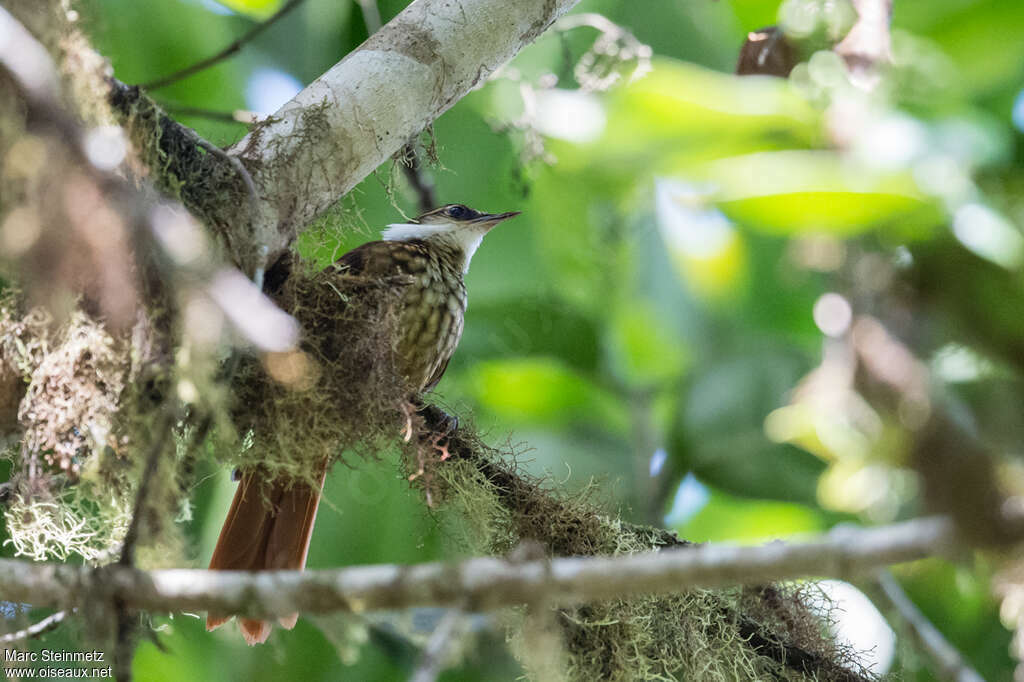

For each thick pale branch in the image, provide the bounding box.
[1,514,1009,621]
[225,0,579,269]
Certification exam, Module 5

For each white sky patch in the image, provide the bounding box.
[84,126,127,171]
[1014,89,1024,134]
[853,113,928,171]
[533,89,606,143]
[912,154,972,206]
[664,473,710,527]
[813,292,853,337]
[952,202,1024,269]
[246,68,304,116]
[932,344,994,383]
[810,580,896,676]
[649,447,668,477]
[655,179,734,259]
[194,0,235,15]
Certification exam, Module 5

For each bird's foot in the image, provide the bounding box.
[431,431,452,461]
[417,405,458,461]
[416,404,458,436]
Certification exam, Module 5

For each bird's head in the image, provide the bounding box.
[382,204,520,273]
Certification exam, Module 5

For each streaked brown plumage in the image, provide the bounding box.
[206,204,519,644]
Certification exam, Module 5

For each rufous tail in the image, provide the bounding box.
[206,463,328,645]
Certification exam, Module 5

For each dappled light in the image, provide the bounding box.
[1,0,1023,680]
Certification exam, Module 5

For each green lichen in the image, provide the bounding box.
[432,448,872,682]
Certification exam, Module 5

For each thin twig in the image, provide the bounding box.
[0,610,68,643]
[356,0,383,35]
[140,0,307,90]
[114,411,175,682]
[118,413,175,566]
[409,609,464,682]
[195,134,260,214]
[399,143,438,214]
[1,512,1019,619]
[875,570,985,682]
[162,104,262,125]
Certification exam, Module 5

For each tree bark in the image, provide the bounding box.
[0,513,1000,620]
[189,0,581,272]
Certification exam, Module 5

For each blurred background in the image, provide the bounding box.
[4,0,1024,679]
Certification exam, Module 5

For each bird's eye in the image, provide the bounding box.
[447,205,468,219]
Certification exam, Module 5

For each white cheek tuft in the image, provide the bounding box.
[381,222,447,241]
[382,221,486,273]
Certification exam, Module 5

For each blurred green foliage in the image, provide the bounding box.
[5,0,1024,680]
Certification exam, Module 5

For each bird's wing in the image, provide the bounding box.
[422,355,451,393]
[333,239,429,280]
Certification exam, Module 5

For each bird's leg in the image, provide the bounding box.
[406,403,460,494]
[431,431,452,461]
[415,402,458,434]
[416,404,459,461]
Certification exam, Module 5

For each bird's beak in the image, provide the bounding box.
[471,211,521,228]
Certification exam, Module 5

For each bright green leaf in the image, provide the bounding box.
[215,0,283,20]
[605,300,689,387]
[673,486,825,543]
[470,357,627,432]
[703,150,944,236]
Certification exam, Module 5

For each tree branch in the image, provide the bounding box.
[358,0,438,214]
[221,0,579,271]
[139,0,307,90]
[0,610,68,643]
[408,608,464,682]
[0,513,1016,621]
[874,570,986,682]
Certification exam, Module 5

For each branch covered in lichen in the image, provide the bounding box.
[162,0,580,272]
[3,512,1012,679]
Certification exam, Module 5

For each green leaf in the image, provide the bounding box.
[459,298,601,374]
[669,350,826,505]
[604,59,821,155]
[214,0,284,20]
[469,357,627,432]
[604,300,689,387]
[703,151,944,236]
[672,485,825,543]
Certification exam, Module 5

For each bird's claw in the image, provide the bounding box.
[401,401,416,443]
[431,432,452,461]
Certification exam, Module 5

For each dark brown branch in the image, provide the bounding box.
[139,0,307,90]
[736,26,798,77]
[399,142,438,214]
[118,414,175,566]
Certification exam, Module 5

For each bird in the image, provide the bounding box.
[205,204,520,645]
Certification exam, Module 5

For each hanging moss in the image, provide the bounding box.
[224,256,418,491]
[422,412,874,682]
[0,291,190,565]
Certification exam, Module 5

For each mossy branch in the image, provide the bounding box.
[102,0,583,273]
[0,511,1006,631]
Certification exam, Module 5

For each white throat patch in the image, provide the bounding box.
[382,222,484,273]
